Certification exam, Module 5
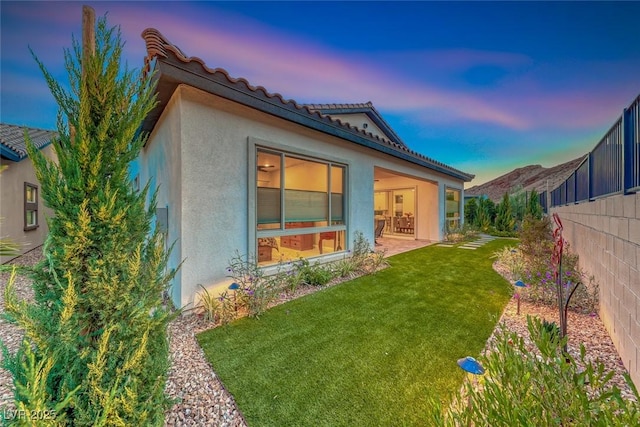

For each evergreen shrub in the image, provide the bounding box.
[2,16,175,426]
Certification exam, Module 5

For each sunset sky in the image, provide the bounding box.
[2,1,639,186]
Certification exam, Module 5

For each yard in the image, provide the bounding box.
[197,239,513,426]
[1,239,633,425]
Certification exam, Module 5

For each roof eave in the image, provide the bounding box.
[0,145,22,162]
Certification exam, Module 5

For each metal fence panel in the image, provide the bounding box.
[566,172,576,203]
[539,190,548,213]
[550,94,639,208]
[625,95,640,192]
[575,157,590,202]
[591,118,623,198]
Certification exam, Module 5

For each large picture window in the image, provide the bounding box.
[256,148,346,264]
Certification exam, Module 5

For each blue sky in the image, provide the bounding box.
[2,1,639,186]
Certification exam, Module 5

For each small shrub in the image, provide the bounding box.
[540,319,560,344]
[521,244,599,314]
[488,228,518,238]
[519,215,553,264]
[427,316,640,426]
[197,284,220,323]
[226,252,279,318]
[216,290,237,325]
[492,246,526,281]
[296,258,334,286]
[282,261,306,293]
[351,230,371,266]
[331,257,359,278]
[361,250,388,274]
[445,224,480,243]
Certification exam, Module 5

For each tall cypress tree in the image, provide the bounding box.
[526,189,544,219]
[495,192,515,232]
[2,14,174,426]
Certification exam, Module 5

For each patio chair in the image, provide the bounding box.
[374,219,385,245]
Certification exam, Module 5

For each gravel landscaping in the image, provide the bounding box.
[0,246,635,426]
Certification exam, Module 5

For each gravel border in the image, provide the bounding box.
[0,247,635,426]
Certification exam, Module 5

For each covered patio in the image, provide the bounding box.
[375,236,434,257]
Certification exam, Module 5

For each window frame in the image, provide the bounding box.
[445,186,462,230]
[24,182,39,231]
[249,137,349,261]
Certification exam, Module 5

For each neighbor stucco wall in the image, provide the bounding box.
[154,84,466,307]
[550,192,640,387]
[0,145,56,264]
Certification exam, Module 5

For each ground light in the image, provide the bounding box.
[457,356,485,415]
[229,282,240,313]
[514,280,527,315]
[457,356,485,375]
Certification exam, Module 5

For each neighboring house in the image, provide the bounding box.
[0,123,57,263]
[137,28,475,308]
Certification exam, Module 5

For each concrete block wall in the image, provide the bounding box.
[551,192,640,387]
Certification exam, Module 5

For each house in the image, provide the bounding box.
[137,28,474,308]
[0,123,57,263]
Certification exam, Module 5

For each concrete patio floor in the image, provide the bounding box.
[374,236,435,257]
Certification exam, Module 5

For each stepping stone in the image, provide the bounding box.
[437,244,454,247]
[460,246,477,250]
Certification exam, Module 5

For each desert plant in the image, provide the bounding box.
[365,250,389,273]
[296,258,334,286]
[492,246,527,281]
[445,223,480,243]
[520,245,598,314]
[2,12,175,425]
[226,252,279,318]
[540,319,560,343]
[351,230,371,261]
[331,257,360,279]
[427,316,640,426]
[216,290,237,325]
[196,285,220,323]
[519,214,553,260]
[281,261,306,293]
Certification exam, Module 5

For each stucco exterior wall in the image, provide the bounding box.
[147,84,466,307]
[0,145,56,264]
[325,112,388,141]
[139,91,184,305]
[550,192,640,387]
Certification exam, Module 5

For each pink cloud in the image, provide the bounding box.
[7,2,637,135]
[100,4,529,129]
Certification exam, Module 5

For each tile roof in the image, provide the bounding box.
[304,102,407,148]
[0,123,56,162]
[140,28,474,182]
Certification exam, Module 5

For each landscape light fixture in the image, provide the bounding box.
[457,356,485,375]
[228,282,240,313]
[457,356,485,410]
[514,280,527,315]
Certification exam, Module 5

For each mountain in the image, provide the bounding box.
[466,156,587,202]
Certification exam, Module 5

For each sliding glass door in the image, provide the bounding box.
[374,188,415,237]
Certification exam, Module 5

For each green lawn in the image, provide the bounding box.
[197,239,514,426]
